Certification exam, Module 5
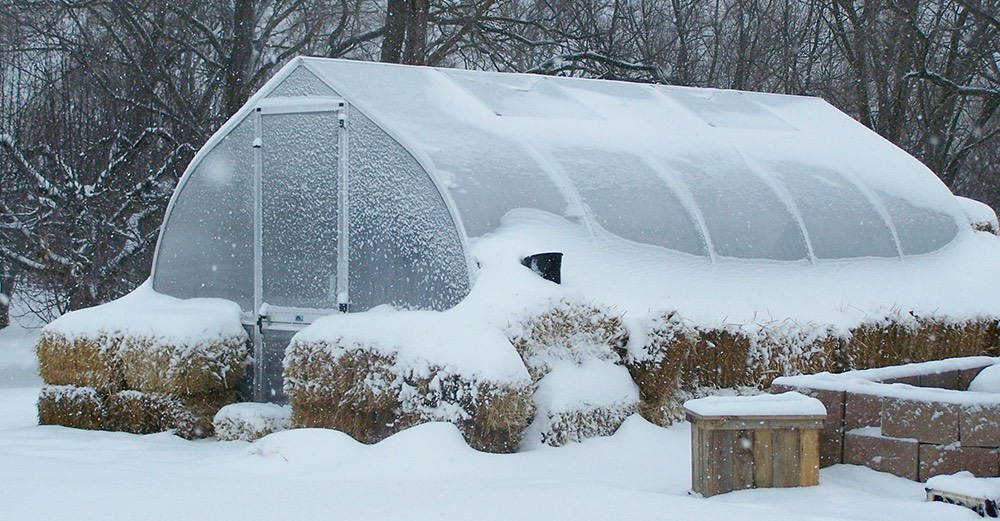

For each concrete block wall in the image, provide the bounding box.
[772,357,1000,481]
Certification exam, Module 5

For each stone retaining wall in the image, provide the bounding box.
[772,357,1000,481]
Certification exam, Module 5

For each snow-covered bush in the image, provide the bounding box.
[213,403,291,442]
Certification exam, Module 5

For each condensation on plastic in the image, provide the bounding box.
[553,147,707,255]
[267,67,337,98]
[301,61,569,238]
[877,192,960,256]
[152,117,255,309]
[429,128,568,237]
[260,112,340,309]
[348,110,470,311]
[660,155,810,261]
[768,161,898,259]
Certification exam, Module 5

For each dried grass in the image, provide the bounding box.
[120,335,248,395]
[106,389,234,439]
[36,331,124,392]
[37,385,109,430]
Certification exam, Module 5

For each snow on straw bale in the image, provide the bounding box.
[285,308,533,452]
[37,385,109,431]
[38,281,248,399]
[213,403,290,442]
[506,299,628,382]
[523,360,639,447]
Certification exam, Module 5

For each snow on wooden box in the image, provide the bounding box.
[684,392,826,497]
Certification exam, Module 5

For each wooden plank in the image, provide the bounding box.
[773,429,802,487]
[733,429,755,490]
[753,428,774,488]
[799,428,820,486]
[685,412,826,431]
[691,423,703,495]
[711,429,734,496]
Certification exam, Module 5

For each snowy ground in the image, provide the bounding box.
[0,316,980,520]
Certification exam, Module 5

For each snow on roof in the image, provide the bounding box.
[683,391,827,417]
[299,57,966,261]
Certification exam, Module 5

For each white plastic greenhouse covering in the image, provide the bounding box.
[152,57,967,316]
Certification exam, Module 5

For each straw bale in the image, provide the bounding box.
[509,300,628,382]
[213,403,291,442]
[844,315,1000,370]
[120,335,248,395]
[746,324,843,387]
[36,331,124,392]
[286,342,413,443]
[535,405,636,447]
[106,389,235,439]
[37,385,109,431]
[454,382,534,453]
[286,339,534,451]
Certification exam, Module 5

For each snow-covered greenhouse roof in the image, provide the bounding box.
[297,58,964,261]
[152,57,970,315]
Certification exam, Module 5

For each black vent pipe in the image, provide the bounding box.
[521,252,563,284]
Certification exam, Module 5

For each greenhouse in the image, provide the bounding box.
[150,57,971,401]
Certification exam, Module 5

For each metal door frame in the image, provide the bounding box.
[249,96,350,402]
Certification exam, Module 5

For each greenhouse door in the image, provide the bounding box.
[252,97,348,402]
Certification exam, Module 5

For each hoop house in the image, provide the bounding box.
[151,57,968,401]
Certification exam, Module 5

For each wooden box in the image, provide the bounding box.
[684,394,826,497]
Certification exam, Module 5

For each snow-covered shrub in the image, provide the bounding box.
[523,360,638,447]
[36,332,124,393]
[284,310,534,453]
[37,385,109,430]
[507,300,628,382]
[119,335,247,395]
[213,403,290,442]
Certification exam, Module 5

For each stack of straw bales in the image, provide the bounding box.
[36,287,248,439]
[508,300,639,447]
[284,324,534,453]
[626,310,1000,426]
